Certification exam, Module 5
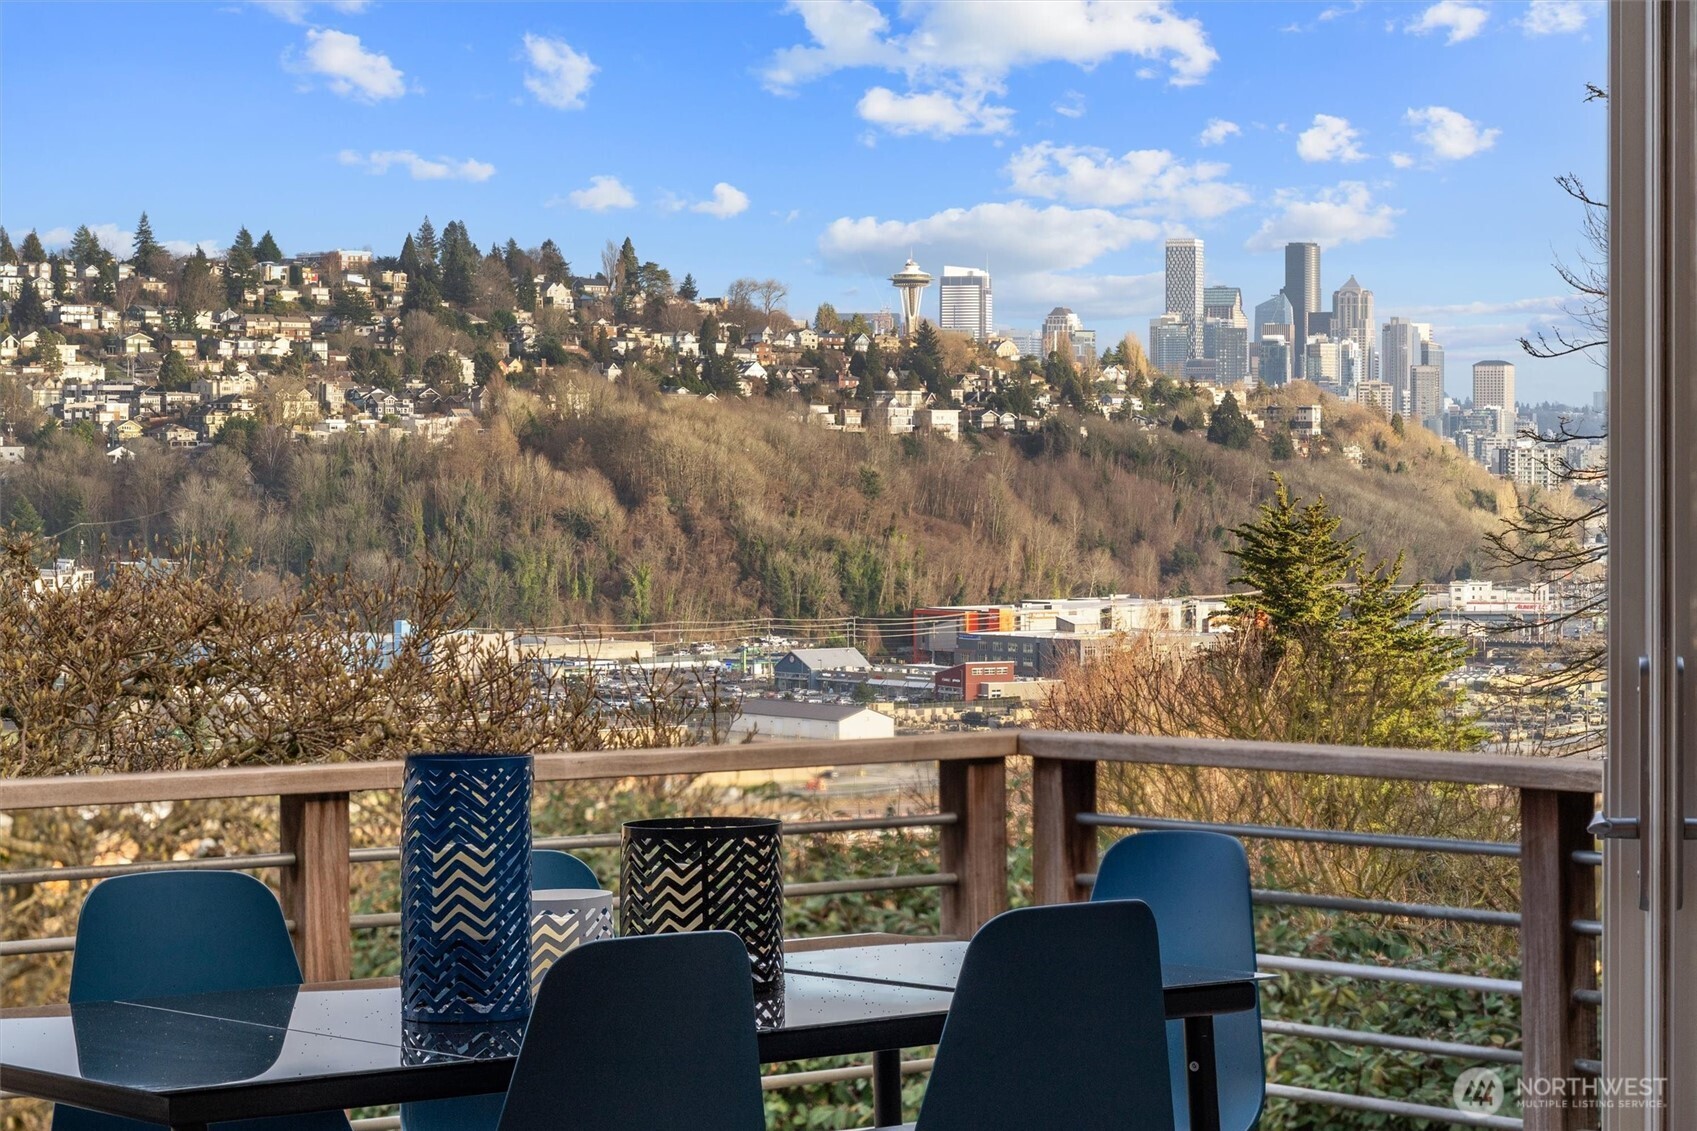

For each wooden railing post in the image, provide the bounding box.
[280,792,352,983]
[1519,788,1599,1131]
[1032,756,1097,905]
[938,758,1008,936]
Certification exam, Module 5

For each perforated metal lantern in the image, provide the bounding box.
[620,817,784,1020]
[401,752,533,1023]
[529,888,614,997]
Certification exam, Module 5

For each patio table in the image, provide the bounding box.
[1,937,1264,1131]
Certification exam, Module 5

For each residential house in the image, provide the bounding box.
[120,331,155,356]
[916,406,961,441]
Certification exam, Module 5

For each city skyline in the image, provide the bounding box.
[0,1,1607,403]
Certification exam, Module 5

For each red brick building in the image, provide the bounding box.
[935,661,1017,701]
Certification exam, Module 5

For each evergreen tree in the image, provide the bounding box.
[1390,412,1406,438]
[1044,349,1087,410]
[20,230,47,264]
[438,220,477,306]
[255,230,283,262]
[9,280,47,333]
[6,495,44,536]
[398,233,423,281]
[910,321,946,394]
[131,212,166,277]
[537,238,568,284]
[1269,429,1296,461]
[93,260,118,305]
[226,227,257,307]
[68,225,106,271]
[49,258,70,300]
[813,301,839,331]
[0,227,15,265]
[414,217,439,283]
[177,248,219,316]
[1206,392,1256,449]
[677,273,699,301]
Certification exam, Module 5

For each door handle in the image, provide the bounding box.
[1585,658,1654,910]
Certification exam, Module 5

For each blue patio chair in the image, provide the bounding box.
[1092,831,1265,1131]
[912,901,1174,1131]
[495,931,765,1131]
[529,848,598,891]
[57,870,353,1131]
[399,849,606,1131]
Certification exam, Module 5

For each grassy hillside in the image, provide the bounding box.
[1,375,1515,632]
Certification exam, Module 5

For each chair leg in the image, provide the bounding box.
[871,1049,903,1126]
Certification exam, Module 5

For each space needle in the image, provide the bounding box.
[889,256,932,338]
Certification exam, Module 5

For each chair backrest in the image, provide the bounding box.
[60,871,350,1131]
[1092,831,1265,1131]
[69,871,303,1004]
[914,901,1174,1131]
[495,932,765,1131]
[530,849,598,891]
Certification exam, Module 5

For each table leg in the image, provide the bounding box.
[871,1048,903,1126]
[1183,1015,1221,1131]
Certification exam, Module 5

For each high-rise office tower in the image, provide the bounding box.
[1332,275,1376,380]
[1338,338,1363,394]
[1260,335,1292,387]
[1165,238,1205,356]
[1203,285,1246,326]
[1043,307,1084,357]
[1253,292,1293,344]
[1305,338,1344,390]
[938,266,993,341]
[1381,317,1421,416]
[1410,364,1444,427]
[1283,242,1321,352]
[1203,318,1250,383]
[1148,313,1192,377]
[1472,360,1517,435]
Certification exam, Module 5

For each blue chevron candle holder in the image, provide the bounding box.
[401,751,534,1023]
[620,816,785,1022]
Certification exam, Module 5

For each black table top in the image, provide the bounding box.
[0,940,1264,1128]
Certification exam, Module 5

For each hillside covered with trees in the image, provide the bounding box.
[3,370,1515,631]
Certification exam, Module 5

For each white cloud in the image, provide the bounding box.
[1246,182,1400,251]
[1521,0,1599,35]
[1004,142,1249,219]
[1053,90,1087,119]
[338,149,495,181]
[1406,105,1500,160]
[763,1,1215,137]
[691,183,750,219]
[559,175,636,212]
[253,0,368,23]
[1389,151,1416,169]
[521,33,596,110]
[1197,118,1240,146]
[45,223,217,258]
[1407,1,1490,43]
[1318,2,1364,21]
[1296,114,1366,162]
[819,200,1160,275]
[289,28,405,101]
[856,87,1013,137]
[1403,295,1576,318]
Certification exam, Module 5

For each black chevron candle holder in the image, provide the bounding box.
[620,817,785,1017]
[400,752,534,1024]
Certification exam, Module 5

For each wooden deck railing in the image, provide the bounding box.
[0,731,1602,1131]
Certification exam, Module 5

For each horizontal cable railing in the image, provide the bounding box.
[1,731,1605,1131]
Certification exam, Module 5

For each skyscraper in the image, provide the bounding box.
[1148,313,1192,377]
[1381,317,1421,416]
[1472,360,1517,435]
[1283,242,1321,352]
[1410,364,1444,429]
[1260,335,1292,387]
[1253,292,1293,344]
[1203,285,1246,326]
[1165,238,1204,356]
[938,266,993,341]
[1330,273,1371,377]
[1205,320,1249,383]
[1043,307,1084,358]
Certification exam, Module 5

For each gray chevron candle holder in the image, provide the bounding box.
[529,888,614,996]
[620,817,785,1020]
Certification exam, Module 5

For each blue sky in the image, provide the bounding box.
[0,1,1607,403]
